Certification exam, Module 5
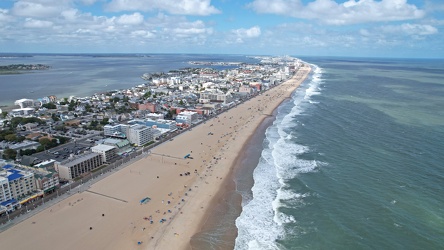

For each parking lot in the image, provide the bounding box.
[33,139,97,162]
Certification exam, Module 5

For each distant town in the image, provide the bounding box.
[0,56,305,221]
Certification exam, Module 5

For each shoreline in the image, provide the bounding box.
[154,66,312,250]
[0,66,311,250]
[189,106,279,249]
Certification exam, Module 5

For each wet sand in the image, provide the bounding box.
[190,109,278,249]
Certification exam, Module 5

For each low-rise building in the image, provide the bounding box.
[129,118,176,130]
[14,98,34,109]
[34,171,59,195]
[91,144,117,163]
[176,111,198,125]
[199,90,233,103]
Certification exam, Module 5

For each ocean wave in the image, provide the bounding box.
[235,63,325,250]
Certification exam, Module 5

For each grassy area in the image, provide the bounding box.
[142,141,155,147]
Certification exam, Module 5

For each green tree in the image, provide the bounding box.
[1,111,7,118]
[100,118,109,125]
[55,124,67,132]
[4,134,17,142]
[21,148,36,156]
[90,120,99,127]
[42,103,57,109]
[39,138,52,147]
[51,113,60,121]
[2,148,17,160]
[84,104,93,112]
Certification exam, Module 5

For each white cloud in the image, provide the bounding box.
[230,26,261,44]
[172,27,212,35]
[24,18,53,28]
[380,23,438,36]
[359,29,371,37]
[12,1,65,18]
[233,26,261,38]
[163,20,213,38]
[116,12,144,25]
[248,0,425,25]
[0,9,13,23]
[131,30,156,38]
[61,9,80,21]
[106,0,220,16]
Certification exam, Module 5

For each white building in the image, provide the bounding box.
[176,111,198,125]
[10,108,35,117]
[103,124,130,138]
[129,118,177,130]
[0,176,12,204]
[91,144,117,163]
[14,99,34,109]
[199,90,233,103]
[127,125,153,146]
[0,165,36,200]
[55,153,103,180]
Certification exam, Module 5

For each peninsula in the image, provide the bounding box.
[0,64,50,75]
[0,56,311,249]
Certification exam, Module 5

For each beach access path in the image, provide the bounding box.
[0,65,311,250]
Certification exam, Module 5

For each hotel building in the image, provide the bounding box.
[55,153,103,180]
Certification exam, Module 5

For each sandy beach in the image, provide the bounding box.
[0,65,311,250]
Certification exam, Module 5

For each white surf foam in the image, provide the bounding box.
[235,62,325,250]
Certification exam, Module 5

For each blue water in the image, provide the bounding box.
[0,53,257,106]
[235,57,444,249]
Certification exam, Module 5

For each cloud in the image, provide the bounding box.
[163,20,213,39]
[106,0,220,16]
[230,26,261,43]
[61,9,80,21]
[248,0,425,25]
[0,9,13,23]
[380,23,438,36]
[131,30,156,38]
[233,26,261,38]
[116,12,144,25]
[11,1,65,18]
[424,1,444,13]
[24,18,53,28]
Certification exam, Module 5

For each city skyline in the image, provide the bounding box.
[0,0,443,58]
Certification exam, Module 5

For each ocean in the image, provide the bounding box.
[0,53,257,107]
[234,57,444,249]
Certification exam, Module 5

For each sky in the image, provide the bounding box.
[0,0,443,58]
